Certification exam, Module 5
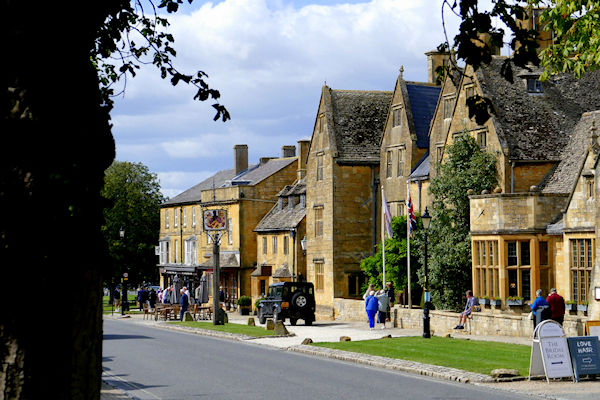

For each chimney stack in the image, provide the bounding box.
[234,144,248,175]
[281,145,296,158]
[425,49,454,85]
[297,139,310,180]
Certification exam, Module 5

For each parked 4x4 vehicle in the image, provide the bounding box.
[258,282,315,326]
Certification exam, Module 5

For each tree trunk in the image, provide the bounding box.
[2,1,116,398]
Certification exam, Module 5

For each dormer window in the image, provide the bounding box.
[465,86,475,104]
[288,196,295,210]
[300,194,306,208]
[527,78,543,93]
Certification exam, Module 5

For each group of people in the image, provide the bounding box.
[452,288,566,330]
[136,287,158,310]
[529,288,566,328]
[364,282,395,330]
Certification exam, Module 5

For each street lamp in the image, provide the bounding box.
[119,227,128,315]
[421,207,432,339]
[300,235,307,255]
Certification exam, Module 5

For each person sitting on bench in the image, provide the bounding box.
[454,290,479,330]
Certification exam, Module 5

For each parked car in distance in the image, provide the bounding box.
[258,282,315,326]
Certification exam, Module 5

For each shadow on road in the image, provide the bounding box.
[103,334,153,340]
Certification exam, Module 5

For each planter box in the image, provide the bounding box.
[490,299,502,307]
[506,299,523,307]
[238,307,250,315]
[577,305,588,313]
[566,303,577,312]
[480,298,490,306]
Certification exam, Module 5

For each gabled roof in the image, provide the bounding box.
[405,84,441,148]
[254,179,306,232]
[408,152,430,181]
[163,167,241,206]
[327,88,392,164]
[163,157,296,206]
[476,57,600,161]
[542,110,600,194]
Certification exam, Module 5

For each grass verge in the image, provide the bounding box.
[313,336,530,376]
[169,321,275,337]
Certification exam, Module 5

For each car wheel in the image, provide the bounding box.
[290,318,297,326]
[305,318,313,326]
[258,309,266,325]
[292,293,308,310]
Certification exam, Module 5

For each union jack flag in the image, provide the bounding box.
[408,193,417,235]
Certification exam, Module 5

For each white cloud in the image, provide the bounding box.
[158,170,216,198]
[111,0,464,195]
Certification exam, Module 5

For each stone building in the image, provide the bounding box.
[380,51,443,217]
[465,59,600,307]
[305,86,392,318]
[253,174,307,304]
[157,144,298,306]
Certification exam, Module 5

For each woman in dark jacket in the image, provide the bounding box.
[365,291,378,331]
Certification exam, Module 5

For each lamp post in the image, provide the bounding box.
[421,207,432,339]
[119,227,128,315]
[290,229,296,282]
[300,235,307,256]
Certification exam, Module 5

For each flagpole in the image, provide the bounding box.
[381,186,385,289]
[407,182,412,309]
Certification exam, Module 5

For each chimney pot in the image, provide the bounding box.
[282,145,296,158]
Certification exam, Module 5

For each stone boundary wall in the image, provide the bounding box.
[333,298,588,338]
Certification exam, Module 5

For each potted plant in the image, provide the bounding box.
[577,301,589,313]
[237,296,252,315]
[480,296,490,306]
[506,296,524,306]
[489,297,502,307]
[254,297,264,315]
[566,300,577,312]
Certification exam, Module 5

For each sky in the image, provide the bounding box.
[110,0,472,199]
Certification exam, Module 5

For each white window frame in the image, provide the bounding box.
[165,209,170,228]
[228,218,233,245]
[183,208,187,227]
[192,207,196,227]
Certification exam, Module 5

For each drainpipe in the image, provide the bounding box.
[417,180,422,214]
[511,161,515,194]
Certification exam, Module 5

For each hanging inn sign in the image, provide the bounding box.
[203,209,227,231]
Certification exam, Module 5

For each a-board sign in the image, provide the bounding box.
[529,320,574,382]
[567,336,600,382]
[203,209,227,231]
[586,321,600,338]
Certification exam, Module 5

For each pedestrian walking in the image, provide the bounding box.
[376,290,390,329]
[546,288,566,325]
[149,288,157,308]
[179,288,189,321]
[365,290,378,331]
[113,287,121,312]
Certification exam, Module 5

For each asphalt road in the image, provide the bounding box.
[103,319,535,400]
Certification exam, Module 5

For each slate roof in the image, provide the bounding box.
[477,57,600,161]
[162,157,296,206]
[542,110,600,194]
[408,152,430,181]
[254,179,306,232]
[328,89,393,164]
[405,84,441,148]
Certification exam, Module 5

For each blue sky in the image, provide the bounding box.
[110,0,472,198]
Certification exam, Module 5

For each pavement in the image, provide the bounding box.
[102,311,600,399]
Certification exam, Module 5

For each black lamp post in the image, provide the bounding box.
[421,207,432,339]
[119,227,128,315]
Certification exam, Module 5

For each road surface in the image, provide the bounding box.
[103,319,535,399]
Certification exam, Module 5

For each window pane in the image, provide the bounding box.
[581,270,587,302]
[507,242,517,266]
[483,269,487,296]
[521,269,531,299]
[572,270,579,302]
[489,241,494,266]
[508,269,518,297]
[539,241,548,265]
[521,241,530,265]
[481,242,486,265]
[586,239,592,268]
[572,240,578,268]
